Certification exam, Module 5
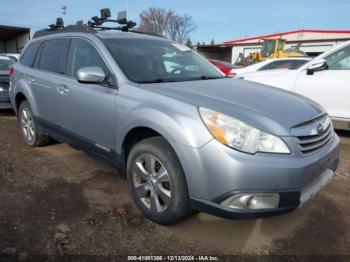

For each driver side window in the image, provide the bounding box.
[325,45,350,70]
[66,38,108,77]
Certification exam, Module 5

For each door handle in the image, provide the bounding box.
[57,85,70,94]
[27,76,35,84]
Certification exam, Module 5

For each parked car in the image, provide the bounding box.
[6,53,21,62]
[10,20,340,225]
[239,41,350,122]
[0,53,20,62]
[233,57,311,77]
[209,59,240,76]
[0,55,14,109]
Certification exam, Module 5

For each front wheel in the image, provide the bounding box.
[127,137,191,225]
[19,101,50,147]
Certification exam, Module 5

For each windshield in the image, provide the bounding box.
[0,58,14,71]
[103,38,224,83]
[261,40,275,57]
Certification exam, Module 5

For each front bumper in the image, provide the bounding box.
[191,164,337,219]
[175,133,340,219]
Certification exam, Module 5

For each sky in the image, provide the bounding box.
[0,0,349,43]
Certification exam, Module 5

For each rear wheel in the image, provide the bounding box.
[127,137,191,225]
[19,101,50,147]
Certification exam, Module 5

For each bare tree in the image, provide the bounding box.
[167,14,197,44]
[138,7,197,44]
[176,14,197,44]
[138,8,171,35]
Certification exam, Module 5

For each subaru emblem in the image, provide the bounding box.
[317,123,325,135]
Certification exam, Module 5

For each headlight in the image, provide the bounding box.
[199,108,290,154]
[0,86,5,92]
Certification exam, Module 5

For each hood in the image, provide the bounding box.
[242,69,290,78]
[141,78,325,136]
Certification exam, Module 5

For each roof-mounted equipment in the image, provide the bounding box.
[33,8,151,39]
[49,18,64,30]
[88,9,136,32]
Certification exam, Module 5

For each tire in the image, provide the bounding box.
[127,137,191,225]
[18,101,50,147]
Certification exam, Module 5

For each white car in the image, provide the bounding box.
[233,57,311,77]
[5,53,20,62]
[240,41,350,122]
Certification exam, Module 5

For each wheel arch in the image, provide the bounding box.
[15,92,28,113]
[12,78,39,117]
[121,126,164,166]
[119,123,191,186]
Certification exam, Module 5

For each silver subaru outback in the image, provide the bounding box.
[9,12,340,225]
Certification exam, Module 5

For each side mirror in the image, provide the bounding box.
[77,66,106,84]
[307,59,328,75]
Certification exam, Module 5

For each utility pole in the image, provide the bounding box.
[298,16,305,41]
[61,5,67,25]
[126,0,129,20]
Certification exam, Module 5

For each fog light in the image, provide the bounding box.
[221,193,280,210]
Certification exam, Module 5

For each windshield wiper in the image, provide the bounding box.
[186,75,225,81]
[200,75,224,80]
[139,78,179,84]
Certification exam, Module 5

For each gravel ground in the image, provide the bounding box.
[0,110,349,261]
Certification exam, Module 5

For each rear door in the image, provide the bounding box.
[58,38,117,154]
[294,44,350,120]
[28,38,69,124]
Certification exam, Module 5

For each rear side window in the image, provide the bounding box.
[39,39,67,74]
[65,38,108,77]
[20,42,40,67]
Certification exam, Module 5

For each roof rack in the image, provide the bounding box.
[33,9,140,39]
[33,24,96,39]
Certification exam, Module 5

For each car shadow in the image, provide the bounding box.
[0,109,15,117]
[162,189,347,255]
[335,129,350,138]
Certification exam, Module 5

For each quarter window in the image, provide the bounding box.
[65,39,108,77]
[38,39,67,74]
[20,42,41,67]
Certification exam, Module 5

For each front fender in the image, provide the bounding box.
[116,103,214,197]
[116,105,213,153]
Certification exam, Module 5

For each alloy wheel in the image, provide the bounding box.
[20,108,35,143]
[132,154,172,213]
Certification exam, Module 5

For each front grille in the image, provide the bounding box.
[296,123,333,155]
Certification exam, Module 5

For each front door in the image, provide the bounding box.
[58,38,117,154]
[295,44,350,120]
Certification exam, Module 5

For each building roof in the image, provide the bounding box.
[223,29,350,45]
[0,25,30,41]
